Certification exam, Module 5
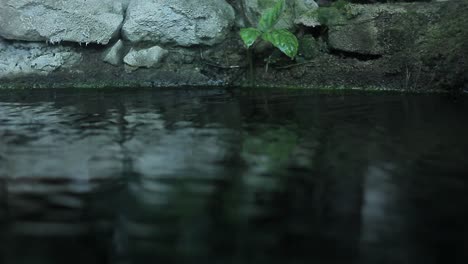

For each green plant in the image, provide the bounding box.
[240,0,299,59]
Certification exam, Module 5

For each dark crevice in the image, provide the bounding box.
[329,49,382,61]
[301,25,328,40]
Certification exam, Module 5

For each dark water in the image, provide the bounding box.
[0,88,467,264]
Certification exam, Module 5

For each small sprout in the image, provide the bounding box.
[239,0,298,59]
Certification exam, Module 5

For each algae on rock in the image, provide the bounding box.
[415,1,468,89]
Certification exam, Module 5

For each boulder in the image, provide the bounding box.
[327,3,441,55]
[123,46,169,68]
[103,40,125,66]
[0,0,124,45]
[122,0,235,46]
[0,41,82,78]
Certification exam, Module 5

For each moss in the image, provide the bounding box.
[298,36,328,60]
[415,1,468,90]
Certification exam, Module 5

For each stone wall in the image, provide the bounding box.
[0,0,465,91]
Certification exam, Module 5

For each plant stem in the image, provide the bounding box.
[247,48,255,86]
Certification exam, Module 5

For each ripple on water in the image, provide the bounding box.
[0,90,468,264]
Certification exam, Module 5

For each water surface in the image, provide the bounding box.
[0,89,467,264]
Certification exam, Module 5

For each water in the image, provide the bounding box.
[0,88,467,264]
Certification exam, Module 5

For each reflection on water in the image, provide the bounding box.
[0,89,468,264]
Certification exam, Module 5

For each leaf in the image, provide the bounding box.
[240,28,262,48]
[258,0,285,32]
[262,29,299,59]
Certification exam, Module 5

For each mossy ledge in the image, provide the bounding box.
[0,1,466,92]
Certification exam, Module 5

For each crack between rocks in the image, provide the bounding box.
[329,49,383,61]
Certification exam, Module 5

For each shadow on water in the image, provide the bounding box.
[0,89,468,264]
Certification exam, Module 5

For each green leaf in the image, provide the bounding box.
[262,29,299,59]
[258,0,285,32]
[240,28,262,48]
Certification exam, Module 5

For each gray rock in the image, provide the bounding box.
[226,0,248,28]
[120,0,131,10]
[294,0,320,28]
[0,0,124,45]
[103,40,125,66]
[327,4,441,55]
[0,38,6,52]
[123,46,169,68]
[296,0,319,14]
[242,0,318,29]
[122,0,235,46]
[0,41,82,78]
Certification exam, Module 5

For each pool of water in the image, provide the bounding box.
[0,88,467,264]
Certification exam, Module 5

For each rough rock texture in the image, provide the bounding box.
[242,0,318,29]
[0,39,82,78]
[0,38,6,52]
[122,0,235,46]
[103,40,125,66]
[0,0,124,44]
[120,0,131,10]
[327,3,441,55]
[294,12,321,28]
[413,1,468,89]
[0,1,465,91]
[123,46,169,68]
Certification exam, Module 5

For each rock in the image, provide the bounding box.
[103,40,125,66]
[242,0,291,29]
[226,0,248,27]
[123,46,169,68]
[296,0,319,14]
[327,3,441,55]
[298,35,325,59]
[0,41,82,78]
[294,0,321,28]
[120,0,131,10]
[122,0,235,46]
[294,14,321,28]
[242,0,318,29]
[0,0,124,45]
[414,1,468,89]
[0,38,6,52]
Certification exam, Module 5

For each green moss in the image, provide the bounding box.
[298,36,327,60]
[415,2,468,89]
